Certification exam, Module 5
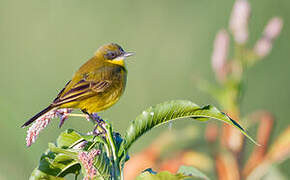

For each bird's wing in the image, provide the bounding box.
[52,78,112,106]
[54,80,71,101]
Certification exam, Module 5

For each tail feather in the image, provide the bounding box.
[21,105,55,128]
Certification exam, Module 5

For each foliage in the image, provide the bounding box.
[29,100,256,179]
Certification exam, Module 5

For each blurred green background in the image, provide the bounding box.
[0,0,289,179]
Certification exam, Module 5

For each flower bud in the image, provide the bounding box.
[254,17,283,58]
[212,29,229,82]
[229,0,251,44]
[263,17,283,41]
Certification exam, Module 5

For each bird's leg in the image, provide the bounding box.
[82,110,106,136]
[90,113,106,135]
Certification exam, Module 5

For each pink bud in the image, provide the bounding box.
[263,17,283,40]
[212,29,229,82]
[254,38,272,58]
[253,17,283,58]
[229,0,251,44]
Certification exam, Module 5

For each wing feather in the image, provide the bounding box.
[52,79,112,106]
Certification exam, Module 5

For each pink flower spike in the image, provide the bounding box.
[26,114,54,147]
[78,149,101,180]
[229,0,251,44]
[212,29,230,82]
[263,17,283,41]
[25,108,73,147]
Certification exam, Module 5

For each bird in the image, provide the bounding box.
[21,43,134,128]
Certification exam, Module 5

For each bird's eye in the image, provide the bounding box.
[118,47,125,53]
[106,51,117,60]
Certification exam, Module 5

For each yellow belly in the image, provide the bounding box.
[79,89,122,113]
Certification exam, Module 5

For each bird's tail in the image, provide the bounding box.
[21,105,55,128]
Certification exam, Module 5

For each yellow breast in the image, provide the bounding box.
[78,85,124,113]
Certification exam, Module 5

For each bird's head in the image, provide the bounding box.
[95,43,134,67]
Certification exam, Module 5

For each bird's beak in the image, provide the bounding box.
[112,52,134,62]
[124,52,135,57]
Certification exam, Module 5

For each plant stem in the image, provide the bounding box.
[67,113,88,118]
[103,122,122,180]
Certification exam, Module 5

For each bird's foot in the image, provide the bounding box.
[81,111,107,136]
[89,113,106,136]
[90,113,105,123]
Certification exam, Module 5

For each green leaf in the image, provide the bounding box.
[56,129,83,148]
[49,143,78,158]
[29,168,66,180]
[120,100,258,156]
[136,171,189,180]
[178,166,209,180]
[48,142,112,180]
[30,149,81,179]
[52,154,81,177]
[38,147,81,177]
[91,144,112,180]
[30,129,111,179]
